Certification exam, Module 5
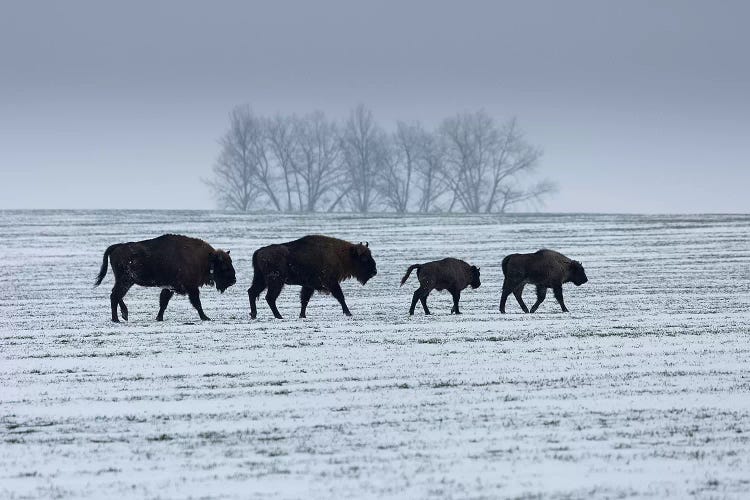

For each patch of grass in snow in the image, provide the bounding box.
[418,338,444,344]
[432,381,460,388]
[146,433,173,442]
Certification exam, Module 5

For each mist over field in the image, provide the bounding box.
[1,1,749,213]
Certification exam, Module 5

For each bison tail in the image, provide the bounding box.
[501,255,512,276]
[400,264,421,287]
[94,244,119,287]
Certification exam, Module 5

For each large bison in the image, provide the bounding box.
[500,249,588,313]
[400,258,481,315]
[94,234,236,322]
[248,235,377,319]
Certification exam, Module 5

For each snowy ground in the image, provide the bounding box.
[2,211,750,499]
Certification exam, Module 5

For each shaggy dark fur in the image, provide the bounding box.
[94,234,236,322]
[499,249,588,313]
[248,235,377,319]
[400,258,481,315]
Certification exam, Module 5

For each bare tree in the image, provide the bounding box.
[440,111,494,213]
[206,106,261,211]
[440,111,550,213]
[248,117,282,211]
[414,125,448,212]
[266,114,300,211]
[483,117,548,213]
[340,105,384,213]
[378,121,422,213]
[292,111,344,212]
[208,105,554,213]
[206,105,284,211]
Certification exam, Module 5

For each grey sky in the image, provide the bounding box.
[1,0,748,212]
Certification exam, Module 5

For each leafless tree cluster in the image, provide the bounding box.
[207,105,554,213]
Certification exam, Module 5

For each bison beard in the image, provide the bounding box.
[248,235,377,319]
[499,249,588,313]
[94,234,236,322]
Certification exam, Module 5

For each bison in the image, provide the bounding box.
[400,258,481,315]
[248,235,377,319]
[94,234,236,322]
[499,249,588,313]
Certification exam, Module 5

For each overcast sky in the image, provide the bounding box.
[1,0,748,212]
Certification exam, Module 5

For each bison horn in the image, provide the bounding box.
[227,250,231,255]
[365,241,369,247]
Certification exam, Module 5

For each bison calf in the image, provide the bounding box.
[400,258,481,315]
[94,234,236,322]
[499,249,587,314]
[248,235,377,319]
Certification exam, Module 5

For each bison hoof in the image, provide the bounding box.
[344,312,352,317]
[156,316,163,322]
[111,318,120,323]
[201,316,211,321]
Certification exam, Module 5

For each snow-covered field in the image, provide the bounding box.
[2,211,750,499]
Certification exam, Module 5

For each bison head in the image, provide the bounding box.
[210,250,237,293]
[569,260,588,286]
[470,265,481,289]
[351,242,377,285]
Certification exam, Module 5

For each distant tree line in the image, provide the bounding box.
[207,104,555,213]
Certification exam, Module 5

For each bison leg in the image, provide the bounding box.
[119,300,129,321]
[299,287,314,318]
[410,287,430,315]
[499,281,513,313]
[188,288,210,321]
[530,285,547,313]
[419,290,431,315]
[500,279,521,313]
[329,283,352,317]
[513,284,529,313]
[450,289,461,314]
[265,281,284,319]
[553,285,568,312]
[248,273,267,319]
[409,287,424,315]
[156,289,174,321]
[110,281,132,322]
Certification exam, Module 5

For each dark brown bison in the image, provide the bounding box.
[94,234,236,322]
[248,235,377,319]
[499,249,588,313]
[400,258,481,315]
